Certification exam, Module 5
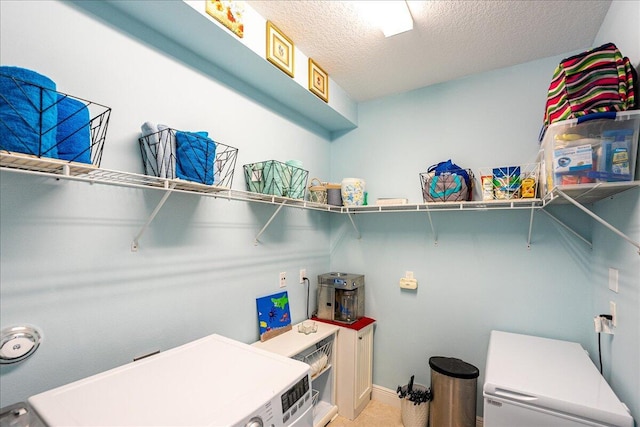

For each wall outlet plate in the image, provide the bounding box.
[400,278,417,290]
[279,272,286,288]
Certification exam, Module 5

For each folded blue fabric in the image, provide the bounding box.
[56,94,91,163]
[175,131,216,185]
[0,66,58,158]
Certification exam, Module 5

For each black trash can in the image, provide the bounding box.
[428,356,479,427]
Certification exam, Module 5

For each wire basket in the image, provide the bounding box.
[477,163,540,200]
[308,178,327,204]
[243,160,309,199]
[0,70,111,167]
[294,338,333,378]
[420,168,474,202]
[138,127,238,187]
[311,389,320,416]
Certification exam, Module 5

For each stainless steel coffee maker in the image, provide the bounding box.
[317,272,365,324]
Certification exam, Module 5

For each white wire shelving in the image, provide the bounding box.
[1,153,638,253]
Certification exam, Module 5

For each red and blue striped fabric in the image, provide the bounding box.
[542,43,636,131]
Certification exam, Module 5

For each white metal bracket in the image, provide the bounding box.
[131,182,177,252]
[254,201,287,245]
[424,207,438,245]
[527,201,536,249]
[554,189,640,255]
[539,209,593,249]
[346,213,361,239]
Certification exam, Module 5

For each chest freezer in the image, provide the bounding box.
[483,331,633,427]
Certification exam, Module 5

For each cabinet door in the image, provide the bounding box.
[355,325,374,409]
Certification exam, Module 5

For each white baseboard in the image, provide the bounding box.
[371,384,484,427]
[371,384,401,408]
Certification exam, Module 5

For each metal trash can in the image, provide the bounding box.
[429,356,479,427]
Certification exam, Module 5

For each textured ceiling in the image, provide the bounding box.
[247,0,612,102]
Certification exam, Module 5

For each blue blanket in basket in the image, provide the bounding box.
[0,66,58,158]
[176,131,216,185]
[56,94,91,163]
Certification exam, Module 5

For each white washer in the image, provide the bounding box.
[28,334,313,427]
[483,330,633,427]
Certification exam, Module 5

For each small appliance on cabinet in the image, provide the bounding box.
[317,272,364,324]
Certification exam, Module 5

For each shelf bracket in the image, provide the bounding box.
[254,201,287,245]
[527,202,536,249]
[347,213,361,239]
[425,207,438,245]
[554,189,640,254]
[539,209,593,249]
[131,182,177,252]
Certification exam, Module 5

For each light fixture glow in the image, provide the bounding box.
[356,1,414,38]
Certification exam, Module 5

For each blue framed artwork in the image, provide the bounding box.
[256,291,292,341]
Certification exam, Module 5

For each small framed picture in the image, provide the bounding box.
[266,21,294,77]
[205,0,244,38]
[308,59,329,102]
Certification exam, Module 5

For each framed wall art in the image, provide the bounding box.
[266,21,294,77]
[308,58,329,102]
[205,0,244,38]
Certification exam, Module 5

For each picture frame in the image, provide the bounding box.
[205,0,244,38]
[266,21,294,77]
[308,58,329,102]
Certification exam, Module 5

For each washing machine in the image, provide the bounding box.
[28,334,313,426]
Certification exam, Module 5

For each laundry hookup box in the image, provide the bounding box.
[540,110,640,197]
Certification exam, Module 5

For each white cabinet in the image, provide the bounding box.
[334,318,376,420]
[252,321,340,427]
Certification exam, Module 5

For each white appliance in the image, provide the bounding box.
[28,334,313,427]
[483,331,633,427]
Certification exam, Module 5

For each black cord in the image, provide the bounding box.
[303,277,310,319]
[598,332,603,374]
[596,314,612,375]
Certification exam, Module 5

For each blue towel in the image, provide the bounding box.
[175,131,216,185]
[0,66,58,158]
[56,94,91,163]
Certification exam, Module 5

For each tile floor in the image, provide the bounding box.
[327,400,403,427]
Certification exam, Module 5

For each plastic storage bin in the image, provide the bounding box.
[243,160,309,199]
[540,111,640,196]
[429,356,479,427]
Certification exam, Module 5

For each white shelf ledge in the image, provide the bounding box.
[67,0,357,139]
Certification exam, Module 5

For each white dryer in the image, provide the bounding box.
[28,334,313,427]
[483,330,633,427]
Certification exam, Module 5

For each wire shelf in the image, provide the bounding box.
[0,71,110,167]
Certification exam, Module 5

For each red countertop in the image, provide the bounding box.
[312,316,376,331]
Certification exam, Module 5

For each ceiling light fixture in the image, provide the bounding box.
[356,1,414,38]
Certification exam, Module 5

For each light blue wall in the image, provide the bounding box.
[1,0,638,422]
[329,0,639,419]
[0,0,331,406]
[591,0,640,421]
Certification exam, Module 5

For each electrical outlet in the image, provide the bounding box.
[299,268,306,284]
[400,278,418,290]
[279,272,287,288]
